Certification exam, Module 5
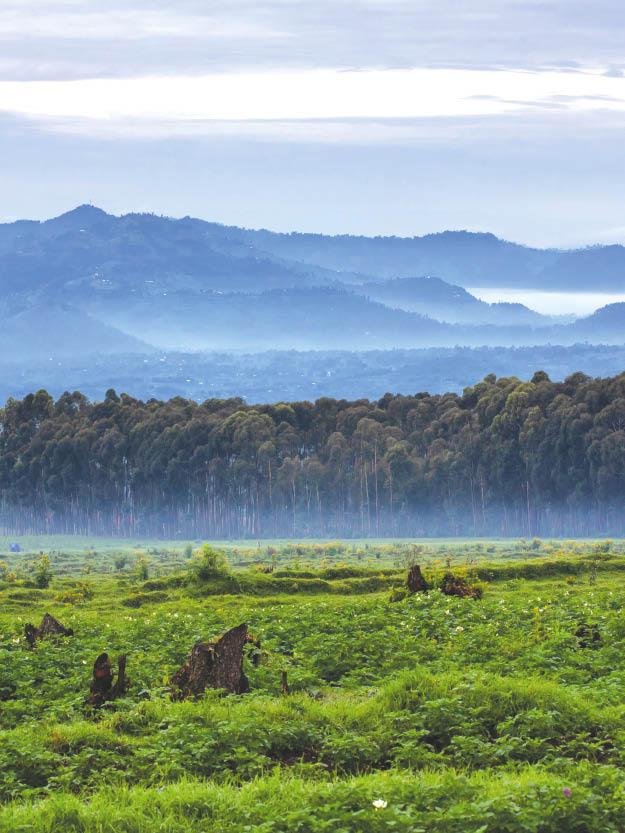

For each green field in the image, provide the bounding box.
[2,539,625,831]
[0,534,619,578]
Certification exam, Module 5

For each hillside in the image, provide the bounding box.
[3,206,625,300]
[239,226,625,291]
[569,302,625,340]
[0,206,625,362]
[86,286,466,351]
[0,205,342,298]
[0,304,153,360]
[354,276,548,325]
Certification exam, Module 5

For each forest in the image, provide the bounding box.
[1,369,625,538]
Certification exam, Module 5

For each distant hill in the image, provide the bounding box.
[0,304,153,360]
[238,228,550,287]
[2,206,625,298]
[237,227,625,291]
[538,247,625,291]
[87,286,463,351]
[0,206,625,360]
[568,302,625,342]
[354,276,548,325]
[0,205,343,299]
[80,284,623,352]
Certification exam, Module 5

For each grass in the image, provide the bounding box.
[3,765,625,833]
[0,533,618,578]
[1,538,625,829]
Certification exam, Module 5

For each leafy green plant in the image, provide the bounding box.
[32,554,52,589]
[54,581,95,605]
[135,554,150,581]
[188,544,229,581]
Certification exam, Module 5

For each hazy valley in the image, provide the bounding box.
[2,206,625,400]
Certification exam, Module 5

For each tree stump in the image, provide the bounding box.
[24,613,74,648]
[406,564,429,593]
[86,653,129,707]
[170,623,252,700]
[440,572,482,599]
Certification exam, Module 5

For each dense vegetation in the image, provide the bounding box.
[2,539,625,831]
[2,370,625,536]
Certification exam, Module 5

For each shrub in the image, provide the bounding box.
[54,581,95,605]
[135,555,150,581]
[114,555,129,571]
[33,554,52,589]
[188,544,229,582]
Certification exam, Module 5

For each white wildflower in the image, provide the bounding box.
[372,799,387,810]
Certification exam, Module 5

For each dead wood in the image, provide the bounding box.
[440,572,482,600]
[170,623,252,700]
[86,653,129,707]
[24,613,74,648]
[406,564,429,594]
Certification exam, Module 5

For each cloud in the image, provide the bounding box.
[2,1,625,250]
[1,1,625,80]
[0,67,624,135]
[2,106,625,249]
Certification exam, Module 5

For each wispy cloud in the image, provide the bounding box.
[0,1,624,80]
[2,1,625,248]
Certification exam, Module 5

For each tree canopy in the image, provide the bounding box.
[1,370,625,537]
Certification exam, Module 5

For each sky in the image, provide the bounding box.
[1,1,624,247]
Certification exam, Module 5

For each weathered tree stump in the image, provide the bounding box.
[406,564,429,594]
[170,623,252,700]
[575,622,601,648]
[440,572,482,599]
[86,653,129,707]
[24,612,74,648]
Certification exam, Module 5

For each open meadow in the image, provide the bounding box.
[2,538,625,831]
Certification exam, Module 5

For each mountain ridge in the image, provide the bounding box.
[6,204,623,291]
[0,205,625,360]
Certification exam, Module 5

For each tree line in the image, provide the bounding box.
[1,369,625,537]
